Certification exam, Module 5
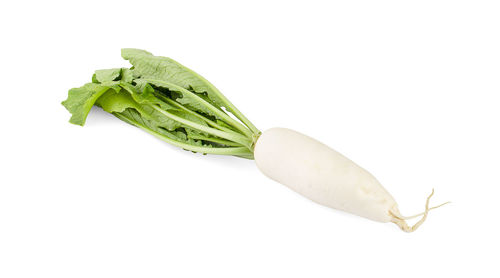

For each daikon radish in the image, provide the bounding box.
[254,128,447,232]
[63,49,447,232]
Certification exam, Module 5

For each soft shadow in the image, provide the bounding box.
[83,106,117,126]
[152,137,255,169]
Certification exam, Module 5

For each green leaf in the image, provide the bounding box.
[62,83,111,126]
[100,81,122,93]
[118,84,181,131]
[167,109,210,137]
[115,108,203,147]
[121,49,260,136]
[93,68,135,84]
[130,83,162,105]
[94,68,122,83]
[95,89,138,114]
[63,49,258,158]
[139,79,223,120]
[139,105,181,131]
[121,48,226,108]
[121,81,177,113]
[121,68,134,83]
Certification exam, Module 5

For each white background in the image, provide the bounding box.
[1,1,499,277]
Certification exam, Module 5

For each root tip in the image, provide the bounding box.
[390,189,445,233]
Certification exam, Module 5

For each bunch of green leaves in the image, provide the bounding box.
[62,49,260,159]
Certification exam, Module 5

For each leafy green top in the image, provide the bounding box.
[62,49,260,159]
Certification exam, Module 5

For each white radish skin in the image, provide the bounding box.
[254,127,440,232]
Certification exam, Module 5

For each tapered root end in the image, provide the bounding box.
[390,189,448,233]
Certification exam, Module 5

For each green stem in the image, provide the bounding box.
[144,79,254,138]
[234,153,255,160]
[157,95,238,136]
[151,105,252,149]
[175,66,261,135]
[114,113,253,156]
[186,134,242,147]
[216,95,260,136]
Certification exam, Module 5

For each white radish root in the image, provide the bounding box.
[254,127,447,232]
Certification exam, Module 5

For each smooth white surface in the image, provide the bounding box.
[255,128,397,222]
[1,1,499,277]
